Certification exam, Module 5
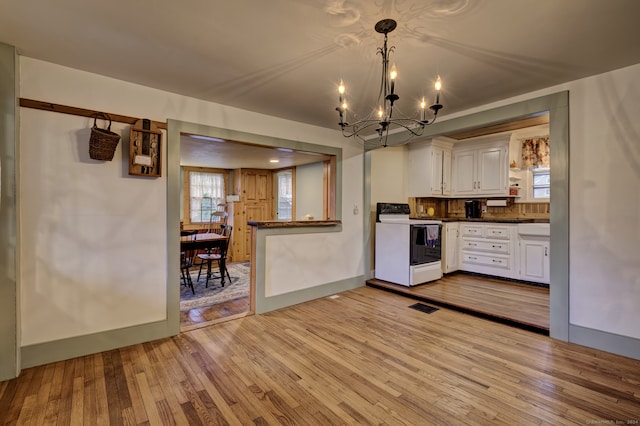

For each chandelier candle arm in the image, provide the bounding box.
[335,18,444,146]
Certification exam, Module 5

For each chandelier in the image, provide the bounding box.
[336,19,443,147]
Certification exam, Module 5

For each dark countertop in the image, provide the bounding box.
[411,217,549,224]
[248,220,341,228]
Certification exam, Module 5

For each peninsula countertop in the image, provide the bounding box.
[248,220,341,228]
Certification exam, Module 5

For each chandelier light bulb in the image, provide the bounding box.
[390,65,397,95]
[435,76,442,91]
[377,107,384,119]
[338,81,345,95]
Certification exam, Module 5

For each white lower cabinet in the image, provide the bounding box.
[456,221,550,284]
[459,222,517,279]
[517,223,550,284]
[442,222,459,273]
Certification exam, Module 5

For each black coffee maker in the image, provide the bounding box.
[465,200,481,218]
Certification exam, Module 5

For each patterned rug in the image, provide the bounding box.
[180,262,249,311]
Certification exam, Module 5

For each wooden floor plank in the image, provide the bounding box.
[2,286,639,425]
[367,271,550,331]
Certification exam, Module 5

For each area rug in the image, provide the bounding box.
[180,262,249,311]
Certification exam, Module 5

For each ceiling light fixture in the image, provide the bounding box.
[336,19,443,147]
[189,134,226,143]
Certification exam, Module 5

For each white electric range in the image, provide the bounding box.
[374,203,443,286]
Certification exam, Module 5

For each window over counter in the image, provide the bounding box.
[532,168,550,199]
[182,166,229,225]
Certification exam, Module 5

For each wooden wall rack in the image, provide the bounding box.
[19,98,167,130]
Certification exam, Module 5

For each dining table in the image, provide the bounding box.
[180,232,230,284]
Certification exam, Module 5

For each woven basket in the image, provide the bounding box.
[89,113,121,161]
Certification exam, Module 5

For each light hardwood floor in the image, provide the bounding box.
[368,272,550,333]
[180,296,250,329]
[2,286,639,425]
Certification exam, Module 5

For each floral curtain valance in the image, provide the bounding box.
[521,135,550,168]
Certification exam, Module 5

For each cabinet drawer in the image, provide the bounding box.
[461,239,509,254]
[462,253,510,269]
[484,226,511,240]
[461,224,484,237]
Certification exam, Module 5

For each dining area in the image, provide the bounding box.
[178,202,251,329]
[180,226,232,294]
[179,224,251,329]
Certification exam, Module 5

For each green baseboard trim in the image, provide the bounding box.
[570,324,640,361]
[21,319,177,369]
[256,275,365,314]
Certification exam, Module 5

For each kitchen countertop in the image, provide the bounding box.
[411,217,550,224]
[248,220,341,228]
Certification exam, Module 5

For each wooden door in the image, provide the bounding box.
[231,169,273,262]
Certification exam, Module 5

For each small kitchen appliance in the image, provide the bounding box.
[465,200,482,218]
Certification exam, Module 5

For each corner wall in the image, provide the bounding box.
[16,57,364,368]
[0,43,19,380]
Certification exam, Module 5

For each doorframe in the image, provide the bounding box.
[367,91,570,341]
[0,43,19,381]
[167,119,343,331]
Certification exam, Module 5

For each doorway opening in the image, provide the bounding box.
[176,129,338,331]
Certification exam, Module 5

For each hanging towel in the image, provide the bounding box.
[426,225,439,248]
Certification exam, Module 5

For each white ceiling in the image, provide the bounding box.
[180,134,332,169]
[3,0,640,166]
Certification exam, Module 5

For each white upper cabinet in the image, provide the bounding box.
[452,136,509,197]
[408,138,454,197]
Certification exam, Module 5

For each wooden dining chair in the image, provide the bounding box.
[196,225,232,287]
[207,210,228,235]
[180,230,198,294]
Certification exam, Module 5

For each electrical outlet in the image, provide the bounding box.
[482,205,487,213]
[353,204,359,215]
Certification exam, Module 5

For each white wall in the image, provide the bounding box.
[295,161,324,220]
[265,152,364,297]
[19,57,363,346]
[20,110,167,345]
[567,64,640,339]
[370,145,408,208]
[370,63,640,341]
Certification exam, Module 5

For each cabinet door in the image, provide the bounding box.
[477,146,507,195]
[432,148,444,195]
[441,149,452,196]
[452,150,476,195]
[408,142,431,196]
[243,170,272,203]
[519,238,550,283]
[444,223,459,273]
